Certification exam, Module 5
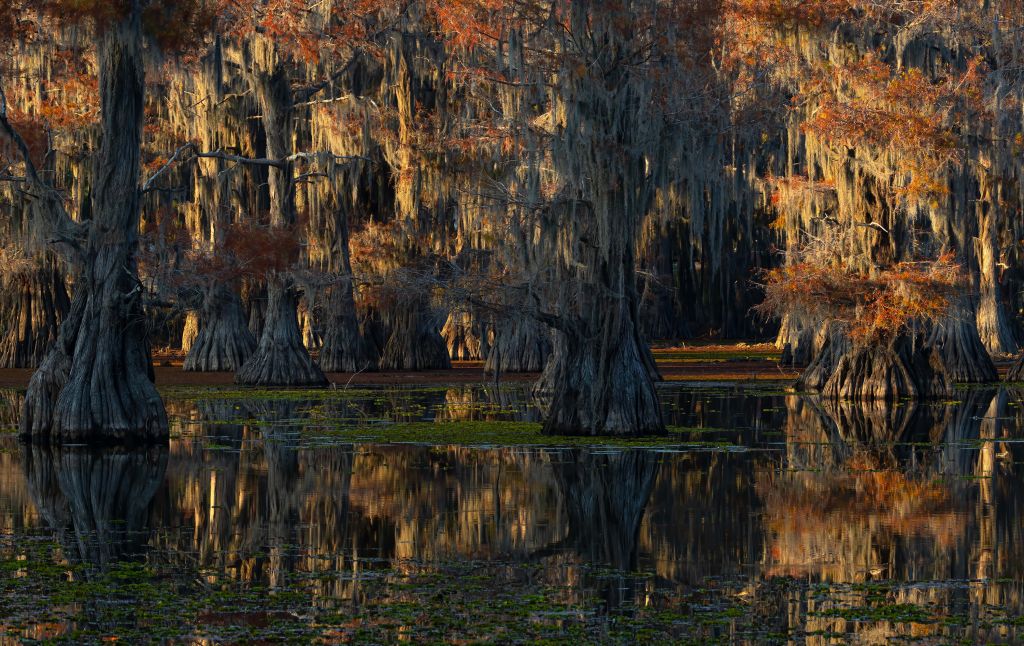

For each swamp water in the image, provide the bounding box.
[1,383,1024,643]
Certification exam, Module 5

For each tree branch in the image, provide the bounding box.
[0,81,42,186]
[141,143,197,193]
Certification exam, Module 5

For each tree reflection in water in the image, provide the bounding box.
[4,385,1024,642]
[23,444,167,567]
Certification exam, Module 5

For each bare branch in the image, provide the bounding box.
[141,143,197,193]
[0,80,42,186]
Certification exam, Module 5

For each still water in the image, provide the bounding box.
[2,383,1024,643]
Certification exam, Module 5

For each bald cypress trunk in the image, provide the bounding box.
[929,306,998,383]
[235,66,326,387]
[485,314,549,374]
[317,199,378,373]
[380,295,451,371]
[822,335,951,401]
[536,200,664,435]
[22,14,166,443]
[442,311,483,361]
[1007,354,1024,381]
[0,258,69,368]
[538,277,663,436]
[318,277,378,372]
[184,284,256,372]
[533,1,666,436]
[977,183,1018,355]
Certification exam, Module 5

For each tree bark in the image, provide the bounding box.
[23,14,166,443]
[380,295,451,371]
[235,65,326,386]
[0,257,69,368]
[976,181,1019,355]
[794,323,850,392]
[1007,353,1024,381]
[536,279,664,436]
[184,284,256,372]
[777,314,815,368]
[442,310,483,361]
[485,314,550,374]
[928,307,998,383]
[319,278,379,372]
[821,335,951,401]
[235,278,328,386]
[316,197,378,372]
[180,310,200,355]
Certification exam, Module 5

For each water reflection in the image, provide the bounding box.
[2,384,1024,642]
[23,445,167,567]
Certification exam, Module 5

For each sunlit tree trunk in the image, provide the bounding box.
[976,180,1018,355]
[183,38,256,371]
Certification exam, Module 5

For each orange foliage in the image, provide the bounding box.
[760,252,963,344]
[802,56,986,198]
[219,0,401,63]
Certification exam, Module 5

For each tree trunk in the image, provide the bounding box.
[977,181,1018,355]
[794,322,850,392]
[319,278,379,372]
[235,278,328,386]
[442,310,483,361]
[0,258,69,368]
[235,65,326,386]
[928,308,998,383]
[23,14,166,444]
[19,291,83,440]
[536,286,664,437]
[777,314,815,368]
[485,314,550,374]
[380,296,451,370]
[180,310,200,355]
[1007,353,1024,381]
[184,284,256,372]
[822,335,951,401]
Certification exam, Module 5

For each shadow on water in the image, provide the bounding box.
[5,383,1024,641]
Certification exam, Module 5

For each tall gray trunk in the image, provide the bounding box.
[235,65,326,386]
[23,14,166,443]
